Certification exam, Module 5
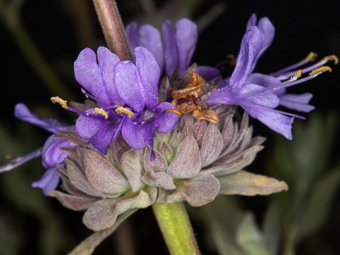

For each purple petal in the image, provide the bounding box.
[126,22,139,52]
[205,86,234,105]
[115,60,144,112]
[195,66,221,81]
[246,13,257,30]
[243,103,294,140]
[32,167,60,195]
[280,93,315,112]
[247,73,285,96]
[97,47,122,105]
[230,26,265,89]
[138,25,164,70]
[0,148,42,173]
[75,110,118,154]
[257,17,275,57]
[122,117,153,150]
[240,84,280,108]
[14,103,71,133]
[42,135,72,168]
[134,46,161,109]
[175,18,198,74]
[74,48,110,106]
[154,102,179,133]
[163,20,178,76]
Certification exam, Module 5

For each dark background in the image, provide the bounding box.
[1,0,339,254]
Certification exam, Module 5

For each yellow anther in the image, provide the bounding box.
[289,69,302,81]
[93,107,108,119]
[309,66,332,76]
[306,52,318,61]
[115,107,134,118]
[166,109,183,116]
[51,96,68,109]
[320,55,339,65]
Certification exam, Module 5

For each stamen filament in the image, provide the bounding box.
[270,52,317,76]
[238,66,332,99]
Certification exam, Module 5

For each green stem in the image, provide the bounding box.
[152,202,201,255]
[92,0,132,60]
[0,1,73,99]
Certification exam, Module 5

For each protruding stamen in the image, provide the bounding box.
[51,96,68,109]
[167,109,183,116]
[320,55,339,65]
[306,52,318,61]
[115,107,134,118]
[309,66,332,76]
[93,107,108,119]
[271,52,319,77]
[288,69,302,81]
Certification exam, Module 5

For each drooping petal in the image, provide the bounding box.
[74,48,110,106]
[163,20,178,76]
[175,18,198,75]
[14,103,71,133]
[279,93,315,112]
[242,103,294,140]
[32,166,60,195]
[42,135,72,168]
[97,46,122,105]
[134,46,161,109]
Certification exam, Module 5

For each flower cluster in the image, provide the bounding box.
[1,13,336,231]
[50,105,287,231]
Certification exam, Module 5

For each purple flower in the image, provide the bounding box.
[126,18,220,80]
[0,103,73,195]
[73,46,179,157]
[206,14,333,139]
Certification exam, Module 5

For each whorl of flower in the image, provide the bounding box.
[206,14,337,139]
[126,18,220,80]
[0,103,73,195]
[57,46,179,157]
[50,105,287,231]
